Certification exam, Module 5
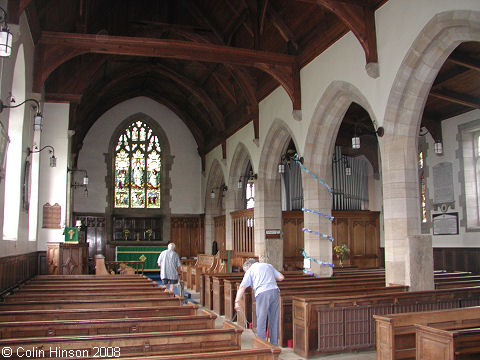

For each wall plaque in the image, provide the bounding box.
[432,212,459,235]
[43,202,61,229]
[432,162,454,205]
[265,229,281,239]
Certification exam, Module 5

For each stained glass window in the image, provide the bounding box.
[114,121,161,209]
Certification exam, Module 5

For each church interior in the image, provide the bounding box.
[1,0,480,359]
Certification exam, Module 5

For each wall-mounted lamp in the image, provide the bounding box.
[434,141,443,155]
[0,98,43,131]
[237,178,243,189]
[247,171,257,185]
[278,149,303,174]
[28,145,56,167]
[0,7,12,57]
[69,168,89,197]
[351,126,384,150]
[210,184,228,199]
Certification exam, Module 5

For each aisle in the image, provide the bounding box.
[188,288,376,360]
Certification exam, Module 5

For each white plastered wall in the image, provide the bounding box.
[74,96,202,215]
[0,10,37,256]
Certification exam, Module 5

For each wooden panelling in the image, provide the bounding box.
[231,209,254,256]
[46,243,89,275]
[433,247,480,274]
[171,216,205,258]
[0,252,38,295]
[282,211,381,269]
[332,211,380,268]
[214,215,226,254]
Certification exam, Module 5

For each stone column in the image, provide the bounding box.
[405,235,434,291]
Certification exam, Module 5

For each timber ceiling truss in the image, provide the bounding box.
[6,0,387,168]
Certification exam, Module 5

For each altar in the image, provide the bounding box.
[115,245,166,271]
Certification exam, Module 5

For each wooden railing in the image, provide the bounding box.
[231,209,254,255]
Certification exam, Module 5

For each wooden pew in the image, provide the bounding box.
[0,310,217,338]
[0,321,243,359]
[292,286,480,358]
[31,274,149,280]
[19,282,158,290]
[0,304,199,322]
[416,325,480,360]
[187,254,217,291]
[100,337,281,360]
[374,306,480,360]
[0,296,181,310]
[3,290,173,302]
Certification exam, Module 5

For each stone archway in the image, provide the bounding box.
[204,159,226,254]
[256,119,299,269]
[382,10,480,290]
[225,142,253,250]
[303,81,378,276]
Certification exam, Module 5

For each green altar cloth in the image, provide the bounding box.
[116,246,166,271]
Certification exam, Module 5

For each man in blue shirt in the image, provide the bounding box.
[234,258,284,346]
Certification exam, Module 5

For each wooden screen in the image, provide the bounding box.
[171,216,205,258]
[231,209,254,255]
[332,210,380,268]
[214,215,226,254]
[282,211,304,269]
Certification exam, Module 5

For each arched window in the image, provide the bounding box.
[114,120,161,209]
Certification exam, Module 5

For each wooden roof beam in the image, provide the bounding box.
[296,0,379,78]
[34,31,300,122]
[430,89,480,110]
[447,53,480,73]
[267,6,299,53]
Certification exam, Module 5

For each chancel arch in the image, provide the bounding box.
[303,81,379,277]
[104,113,173,244]
[382,10,480,290]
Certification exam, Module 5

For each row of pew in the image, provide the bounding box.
[0,274,281,359]
[188,267,480,358]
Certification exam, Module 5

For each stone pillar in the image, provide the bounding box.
[405,235,434,291]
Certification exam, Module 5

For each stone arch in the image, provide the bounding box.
[382,10,480,289]
[204,159,226,254]
[303,81,378,276]
[255,118,300,268]
[105,112,173,242]
[225,142,253,250]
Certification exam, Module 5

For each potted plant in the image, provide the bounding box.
[145,228,153,240]
[333,243,350,267]
[122,229,130,241]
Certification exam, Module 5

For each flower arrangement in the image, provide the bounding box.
[122,229,130,240]
[145,228,153,240]
[333,243,350,267]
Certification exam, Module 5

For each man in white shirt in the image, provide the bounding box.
[234,258,284,346]
[157,243,182,293]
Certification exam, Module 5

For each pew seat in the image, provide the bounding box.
[374,306,480,360]
[0,322,243,359]
[416,324,480,359]
[0,310,217,338]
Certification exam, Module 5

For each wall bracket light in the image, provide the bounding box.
[0,98,43,131]
[0,7,12,57]
[351,126,384,150]
[210,184,228,199]
[28,145,56,167]
[278,149,303,173]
